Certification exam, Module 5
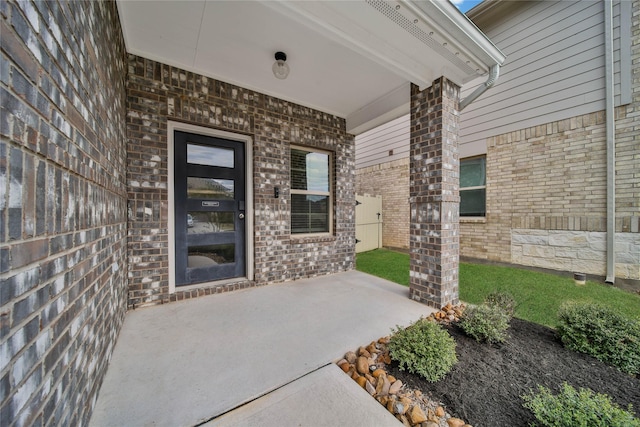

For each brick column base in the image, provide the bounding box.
[409,79,460,308]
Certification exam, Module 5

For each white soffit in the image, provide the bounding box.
[117,0,504,135]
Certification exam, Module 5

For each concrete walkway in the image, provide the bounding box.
[90,271,436,427]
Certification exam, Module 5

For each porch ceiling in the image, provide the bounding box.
[117,0,504,134]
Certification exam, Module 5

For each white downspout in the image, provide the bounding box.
[604,0,616,284]
[459,64,500,111]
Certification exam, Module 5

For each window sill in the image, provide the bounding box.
[290,233,336,243]
[460,217,486,224]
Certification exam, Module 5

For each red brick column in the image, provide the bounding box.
[409,79,460,307]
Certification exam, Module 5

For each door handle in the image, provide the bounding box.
[238,213,245,219]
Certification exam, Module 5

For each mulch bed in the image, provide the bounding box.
[387,318,640,426]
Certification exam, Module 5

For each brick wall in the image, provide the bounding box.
[359,0,640,281]
[1,1,127,425]
[409,79,460,307]
[460,106,639,279]
[460,0,640,280]
[355,158,409,250]
[461,110,610,264]
[127,55,355,307]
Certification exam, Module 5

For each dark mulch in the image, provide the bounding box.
[388,318,640,427]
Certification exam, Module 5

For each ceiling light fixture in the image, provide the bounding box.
[272,51,290,80]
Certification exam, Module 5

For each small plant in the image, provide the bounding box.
[459,304,510,344]
[522,382,640,426]
[557,301,640,375]
[389,318,457,382]
[484,290,516,318]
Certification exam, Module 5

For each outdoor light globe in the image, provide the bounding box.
[272,52,289,79]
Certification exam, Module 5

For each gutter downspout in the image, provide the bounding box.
[459,64,500,111]
[604,0,616,284]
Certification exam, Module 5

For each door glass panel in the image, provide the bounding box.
[187,178,234,199]
[187,212,235,233]
[187,144,234,168]
[188,244,235,267]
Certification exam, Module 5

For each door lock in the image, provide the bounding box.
[238,213,245,219]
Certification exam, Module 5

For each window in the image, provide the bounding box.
[290,147,332,234]
[460,156,486,217]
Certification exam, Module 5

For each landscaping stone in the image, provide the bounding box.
[336,303,473,427]
[375,373,391,396]
[408,405,427,425]
[372,368,385,378]
[365,380,376,395]
[356,356,369,374]
[446,418,466,427]
[389,379,402,395]
[345,351,357,364]
[426,303,466,325]
[398,414,412,427]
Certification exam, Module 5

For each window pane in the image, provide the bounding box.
[188,244,235,267]
[291,194,329,233]
[291,149,329,192]
[187,178,234,199]
[187,211,234,234]
[187,144,234,168]
[461,189,486,216]
[460,157,485,188]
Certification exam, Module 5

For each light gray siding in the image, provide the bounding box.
[355,114,409,168]
[355,0,631,164]
[460,0,630,158]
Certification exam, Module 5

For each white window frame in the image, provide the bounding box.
[290,145,333,237]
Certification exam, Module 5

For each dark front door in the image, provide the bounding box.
[174,131,246,286]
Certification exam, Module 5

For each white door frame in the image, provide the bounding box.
[167,121,254,293]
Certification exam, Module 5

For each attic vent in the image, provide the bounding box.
[365,0,478,75]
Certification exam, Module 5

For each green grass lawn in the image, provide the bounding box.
[355,248,410,286]
[356,248,640,328]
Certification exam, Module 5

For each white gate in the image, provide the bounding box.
[355,194,382,253]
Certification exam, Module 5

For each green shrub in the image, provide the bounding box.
[389,318,457,382]
[522,382,640,427]
[459,304,510,344]
[484,290,516,318]
[557,302,640,375]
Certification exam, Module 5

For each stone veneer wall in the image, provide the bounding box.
[1,1,128,425]
[460,105,639,279]
[355,158,409,250]
[127,55,355,307]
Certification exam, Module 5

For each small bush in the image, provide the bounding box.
[522,382,640,427]
[460,304,510,344]
[389,318,457,382]
[557,302,640,375]
[485,290,516,318]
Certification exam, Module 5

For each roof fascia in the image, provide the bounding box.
[405,0,506,67]
[264,1,505,89]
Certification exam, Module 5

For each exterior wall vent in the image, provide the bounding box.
[365,0,479,76]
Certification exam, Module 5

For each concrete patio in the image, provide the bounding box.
[90,271,436,426]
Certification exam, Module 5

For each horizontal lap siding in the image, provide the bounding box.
[355,114,409,169]
[460,0,627,157]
